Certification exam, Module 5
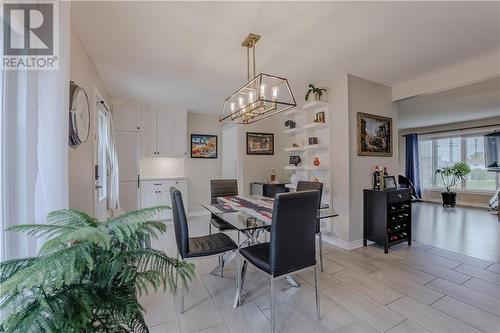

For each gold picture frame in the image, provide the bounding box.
[357,112,392,157]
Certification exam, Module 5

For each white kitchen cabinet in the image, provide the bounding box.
[140,179,187,220]
[113,104,140,132]
[140,110,187,158]
[140,109,158,158]
[114,128,140,214]
[156,111,173,157]
[171,111,187,157]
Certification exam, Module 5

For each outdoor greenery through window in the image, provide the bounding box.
[418,133,497,192]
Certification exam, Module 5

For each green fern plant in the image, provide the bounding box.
[0,207,195,333]
[305,84,327,101]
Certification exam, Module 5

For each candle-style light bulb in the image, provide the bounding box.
[238,96,244,107]
[230,102,235,112]
[248,91,255,103]
[272,86,279,100]
[260,84,267,98]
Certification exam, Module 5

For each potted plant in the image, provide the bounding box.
[435,161,471,207]
[305,84,327,101]
[0,207,195,332]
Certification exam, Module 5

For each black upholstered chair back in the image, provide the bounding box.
[296,181,323,208]
[170,187,189,258]
[210,179,238,204]
[270,191,320,277]
[296,181,323,233]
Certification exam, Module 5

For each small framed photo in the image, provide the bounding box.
[191,134,217,158]
[383,176,397,190]
[246,132,274,155]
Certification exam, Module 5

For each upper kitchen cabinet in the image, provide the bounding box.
[113,103,140,132]
[140,109,187,158]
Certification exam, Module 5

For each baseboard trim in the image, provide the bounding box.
[188,210,210,217]
[321,235,372,250]
[422,198,489,209]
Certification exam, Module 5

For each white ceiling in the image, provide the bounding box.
[71,1,500,114]
[398,76,500,129]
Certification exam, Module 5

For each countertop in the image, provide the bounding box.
[141,177,187,181]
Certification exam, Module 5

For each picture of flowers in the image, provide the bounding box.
[191,134,217,158]
[357,112,392,156]
[246,132,274,155]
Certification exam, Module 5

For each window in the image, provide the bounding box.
[97,110,108,201]
[418,133,497,192]
[465,135,496,190]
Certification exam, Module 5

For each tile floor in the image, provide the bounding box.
[140,214,500,333]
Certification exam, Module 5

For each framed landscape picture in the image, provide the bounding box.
[246,132,274,155]
[191,134,217,158]
[357,112,392,156]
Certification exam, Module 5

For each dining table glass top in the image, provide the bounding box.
[199,195,338,232]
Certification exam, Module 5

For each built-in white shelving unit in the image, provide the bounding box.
[283,100,332,232]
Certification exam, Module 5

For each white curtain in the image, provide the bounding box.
[104,107,120,213]
[1,2,70,260]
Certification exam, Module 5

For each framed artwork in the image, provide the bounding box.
[191,134,217,158]
[357,112,392,156]
[246,132,274,155]
[383,176,397,189]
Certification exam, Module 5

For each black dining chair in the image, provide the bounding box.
[296,181,324,272]
[170,187,238,313]
[237,191,320,332]
[209,179,238,234]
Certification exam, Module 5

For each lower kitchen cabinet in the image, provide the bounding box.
[140,178,187,220]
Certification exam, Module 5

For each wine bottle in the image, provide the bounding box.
[373,166,381,190]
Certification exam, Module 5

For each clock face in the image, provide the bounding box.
[69,82,90,148]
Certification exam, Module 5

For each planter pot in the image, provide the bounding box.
[441,192,457,207]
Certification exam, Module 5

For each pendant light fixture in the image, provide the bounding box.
[219,33,297,124]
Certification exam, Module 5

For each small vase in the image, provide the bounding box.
[313,157,320,167]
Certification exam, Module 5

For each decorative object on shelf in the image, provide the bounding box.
[68,81,91,148]
[219,33,296,124]
[357,112,392,157]
[289,155,302,166]
[305,84,327,101]
[308,137,319,145]
[285,119,296,129]
[191,134,217,158]
[383,176,397,189]
[246,132,274,155]
[435,161,471,207]
[315,111,325,123]
[313,157,320,167]
[313,177,321,183]
[292,142,300,147]
[290,174,298,186]
[270,169,277,182]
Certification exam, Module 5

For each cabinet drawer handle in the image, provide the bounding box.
[154,183,161,186]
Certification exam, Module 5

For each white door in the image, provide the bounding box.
[115,131,139,182]
[140,109,157,157]
[113,104,140,131]
[171,111,187,157]
[94,97,108,221]
[156,111,173,157]
[119,181,139,213]
[221,124,238,178]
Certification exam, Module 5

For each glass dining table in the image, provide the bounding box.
[199,195,338,308]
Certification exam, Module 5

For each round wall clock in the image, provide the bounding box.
[69,81,90,148]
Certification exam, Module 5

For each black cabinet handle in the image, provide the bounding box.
[137,174,140,188]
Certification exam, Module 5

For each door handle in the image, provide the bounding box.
[95,185,103,189]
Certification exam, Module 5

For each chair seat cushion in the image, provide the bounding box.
[186,233,237,258]
[211,215,237,231]
[239,243,272,275]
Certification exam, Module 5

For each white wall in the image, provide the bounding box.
[69,27,111,215]
[348,75,398,242]
[186,112,222,213]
